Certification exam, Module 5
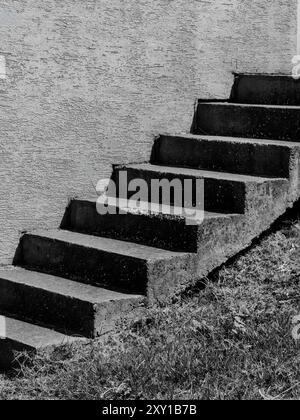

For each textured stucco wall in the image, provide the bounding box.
[0,0,297,264]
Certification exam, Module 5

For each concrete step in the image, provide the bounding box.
[230,74,300,105]
[14,230,188,294]
[63,197,235,252]
[151,134,300,178]
[0,315,82,370]
[0,267,144,338]
[192,102,300,141]
[113,163,286,214]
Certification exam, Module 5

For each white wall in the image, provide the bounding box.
[0,0,297,263]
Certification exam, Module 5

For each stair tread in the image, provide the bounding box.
[0,267,144,304]
[0,315,82,349]
[122,163,286,183]
[165,133,300,148]
[26,229,188,260]
[77,197,237,220]
[201,101,300,110]
[234,73,293,78]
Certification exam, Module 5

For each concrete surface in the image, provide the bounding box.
[151,134,293,178]
[193,102,300,141]
[231,74,300,105]
[2,73,300,365]
[0,0,297,263]
[114,163,286,213]
[63,197,234,252]
[0,267,144,337]
[15,229,189,294]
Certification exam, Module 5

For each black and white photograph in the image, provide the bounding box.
[0,0,299,404]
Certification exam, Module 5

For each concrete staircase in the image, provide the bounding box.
[1,73,300,369]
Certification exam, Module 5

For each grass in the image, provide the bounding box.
[0,215,300,400]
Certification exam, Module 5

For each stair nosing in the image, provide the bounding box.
[0,267,144,305]
[160,133,300,148]
[23,229,189,261]
[199,101,300,110]
[1,314,84,349]
[118,163,288,183]
[72,197,238,220]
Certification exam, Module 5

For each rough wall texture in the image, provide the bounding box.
[0,0,297,264]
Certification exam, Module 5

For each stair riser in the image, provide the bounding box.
[112,167,246,214]
[0,278,96,337]
[3,72,299,370]
[63,199,198,252]
[15,235,148,295]
[152,135,291,178]
[0,278,143,338]
[231,74,300,105]
[193,103,300,141]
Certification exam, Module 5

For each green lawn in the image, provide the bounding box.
[1,211,300,400]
